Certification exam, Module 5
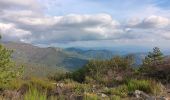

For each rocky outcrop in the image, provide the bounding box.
[134,90,169,100]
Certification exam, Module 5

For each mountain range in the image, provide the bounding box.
[2,42,147,77]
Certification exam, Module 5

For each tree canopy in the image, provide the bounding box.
[0,36,23,88]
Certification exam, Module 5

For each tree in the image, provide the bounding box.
[0,36,23,88]
[141,47,164,72]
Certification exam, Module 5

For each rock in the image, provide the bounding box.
[2,90,21,100]
[101,93,108,98]
[97,93,108,98]
[57,83,64,87]
[159,96,169,100]
[134,90,155,100]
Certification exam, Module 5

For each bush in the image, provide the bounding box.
[6,79,27,90]
[71,67,87,82]
[125,79,163,95]
[29,77,55,91]
[71,56,134,84]
[111,85,128,97]
[74,84,92,95]
[0,44,23,89]
[48,72,71,81]
[105,79,164,98]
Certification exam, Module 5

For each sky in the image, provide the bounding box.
[0,0,170,49]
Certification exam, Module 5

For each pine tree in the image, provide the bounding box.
[0,36,23,88]
[144,47,163,65]
[141,47,163,72]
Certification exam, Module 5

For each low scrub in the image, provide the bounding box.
[125,79,164,95]
[24,87,47,100]
[104,79,164,98]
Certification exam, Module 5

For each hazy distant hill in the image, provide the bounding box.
[2,42,148,77]
[2,42,88,75]
[65,47,115,59]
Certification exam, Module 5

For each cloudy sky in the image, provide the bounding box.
[0,0,170,49]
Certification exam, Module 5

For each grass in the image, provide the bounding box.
[126,79,151,93]
[110,95,121,100]
[83,93,100,100]
[125,79,164,95]
[103,79,164,98]
[24,87,47,100]
[0,77,165,100]
[0,78,27,90]
[111,85,128,97]
[29,77,55,91]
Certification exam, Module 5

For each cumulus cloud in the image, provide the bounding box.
[127,15,170,28]
[0,0,41,10]
[0,11,124,43]
[0,0,170,46]
[0,23,31,42]
[162,32,170,40]
[18,14,122,43]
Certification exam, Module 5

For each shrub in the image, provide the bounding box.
[29,77,55,91]
[125,79,163,95]
[111,85,128,97]
[71,56,134,84]
[6,78,27,90]
[0,44,23,89]
[74,84,92,95]
[48,72,71,81]
[71,67,87,82]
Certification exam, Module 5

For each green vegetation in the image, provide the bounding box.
[71,56,134,84]
[0,37,169,100]
[24,87,47,100]
[0,41,23,89]
[125,79,163,95]
[140,47,164,73]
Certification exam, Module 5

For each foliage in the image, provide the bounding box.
[125,79,163,95]
[0,44,23,89]
[71,56,134,84]
[140,47,164,72]
[103,79,164,98]
[6,78,27,90]
[111,85,128,97]
[48,72,67,81]
[71,67,87,82]
[29,77,55,91]
[74,84,92,95]
[0,42,167,99]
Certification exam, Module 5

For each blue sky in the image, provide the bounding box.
[43,0,170,18]
[0,0,170,50]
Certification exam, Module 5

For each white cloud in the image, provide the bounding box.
[162,32,170,39]
[127,15,170,28]
[0,23,31,42]
[0,0,170,47]
[0,0,41,10]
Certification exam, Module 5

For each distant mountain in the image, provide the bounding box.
[2,42,151,77]
[66,47,148,65]
[2,42,88,76]
[65,47,115,59]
